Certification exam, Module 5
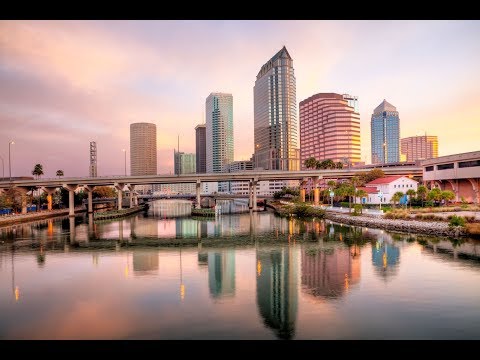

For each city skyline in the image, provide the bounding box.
[1,20,479,177]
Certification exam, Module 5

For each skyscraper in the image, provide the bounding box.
[299,93,361,168]
[174,150,196,175]
[400,135,438,161]
[371,99,400,164]
[130,122,157,175]
[206,93,233,174]
[254,46,299,171]
[195,124,206,173]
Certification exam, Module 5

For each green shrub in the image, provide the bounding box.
[352,204,363,216]
[464,216,476,223]
[449,215,466,227]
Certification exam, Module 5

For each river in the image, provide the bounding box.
[0,199,479,339]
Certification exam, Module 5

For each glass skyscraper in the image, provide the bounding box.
[174,150,196,175]
[205,93,234,173]
[254,46,299,171]
[371,99,400,164]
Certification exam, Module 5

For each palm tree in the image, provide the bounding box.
[324,159,336,169]
[392,191,404,208]
[355,189,368,212]
[406,189,416,209]
[335,162,344,169]
[56,170,64,178]
[304,157,317,170]
[416,185,428,207]
[31,164,44,179]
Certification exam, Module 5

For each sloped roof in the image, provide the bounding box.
[373,99,397,115]
[365,175,404,185]
[257,46,292,78]
[356,187,378,194]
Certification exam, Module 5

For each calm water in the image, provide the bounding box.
[1,200,480,340]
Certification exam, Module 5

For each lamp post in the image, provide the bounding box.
[329,189,334,208]
[0,155,4,179]
[378,191,384,211]
[8,141,14,181]
[122,149,127,176]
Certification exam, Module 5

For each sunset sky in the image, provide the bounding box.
[1,20,479,178]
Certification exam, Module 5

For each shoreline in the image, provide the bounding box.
[0,208,86,227]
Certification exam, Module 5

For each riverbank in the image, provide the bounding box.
[0,207,86,227]
[325,212,466,238]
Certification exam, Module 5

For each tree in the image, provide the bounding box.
[391,191,404,208]
[440,190,455,205]
[417,185,428,207]
[406,189,416,209]
[327,180,337,189]
[427,187,442,205]
[92,186,117,198]
[56,170,64,178]
[364,168,385,183]
[32,164,44,179]
[304,157,317,170]
[355,189,368,209]
[335,162,344,169]
[324,159,336,169]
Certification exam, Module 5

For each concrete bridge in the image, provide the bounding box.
[0,167,422,216]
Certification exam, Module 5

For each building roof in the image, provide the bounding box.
[257,46,292,79]
[373,99,397,115]
[365,175,404,185]
[356,187,378,194]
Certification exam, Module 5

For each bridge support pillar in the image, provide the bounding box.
[114,183,125,211]
[252,179,258,212]
[83,185,95,214]
[313,176,322,206]
[196,181,201,209]
[248,180,253,209]
[42,187,57,211]
[445,180,459,202]
[127,184,135,208]
[63,184,78,217]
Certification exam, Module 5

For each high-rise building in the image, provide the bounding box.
[174,150,196,175]
[89,141,97,177]
[195,124,207,173]
[205,93,234,173]
[371,100,400,164]
[130,122,157,175]
[254,46,299,171]
[299,93,361,169]
[400,135,438,161]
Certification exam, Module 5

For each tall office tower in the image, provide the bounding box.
[89,141,97,177]
[130,122,157,175]
[400,135,438,162]
[253,46,299,171]
[206,93,234,173]
[299,93,361,169]
[174,150,196,175]
[371,99,400,164]
[195,124,207,173]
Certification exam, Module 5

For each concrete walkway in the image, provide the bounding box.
[0,207,86,227]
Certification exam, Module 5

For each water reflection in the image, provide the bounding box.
[371,232,400,281]
[256,246,298,340]
[208,251,235,298]
[132,251,159,276]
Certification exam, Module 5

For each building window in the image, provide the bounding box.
[458,160,480,168]
[425,166,434,172]
[437,163,454,170]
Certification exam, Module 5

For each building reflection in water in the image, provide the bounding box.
[301,245,360,299]
[256,246,298,340]
[132,251,159,276]
[208,251,235,298]
[371,231,400,281]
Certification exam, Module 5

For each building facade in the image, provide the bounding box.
[130,122,157,175]
[174,151,196,175]
[358,175,418,205]
[205,93,234,173]
[371,100,400,164]
[254,46,299,171]
[299,93,361,169]
[195,124,207,173]
[400,135,438,162]
[89,141,97,177]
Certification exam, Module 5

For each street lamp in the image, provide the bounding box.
[329,188,334,208]
[122,149,127,176]
[8,140,14,181]
[378,190,384,210]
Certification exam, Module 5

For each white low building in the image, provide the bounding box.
[230,179,299,197]
[356,175,418,205]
